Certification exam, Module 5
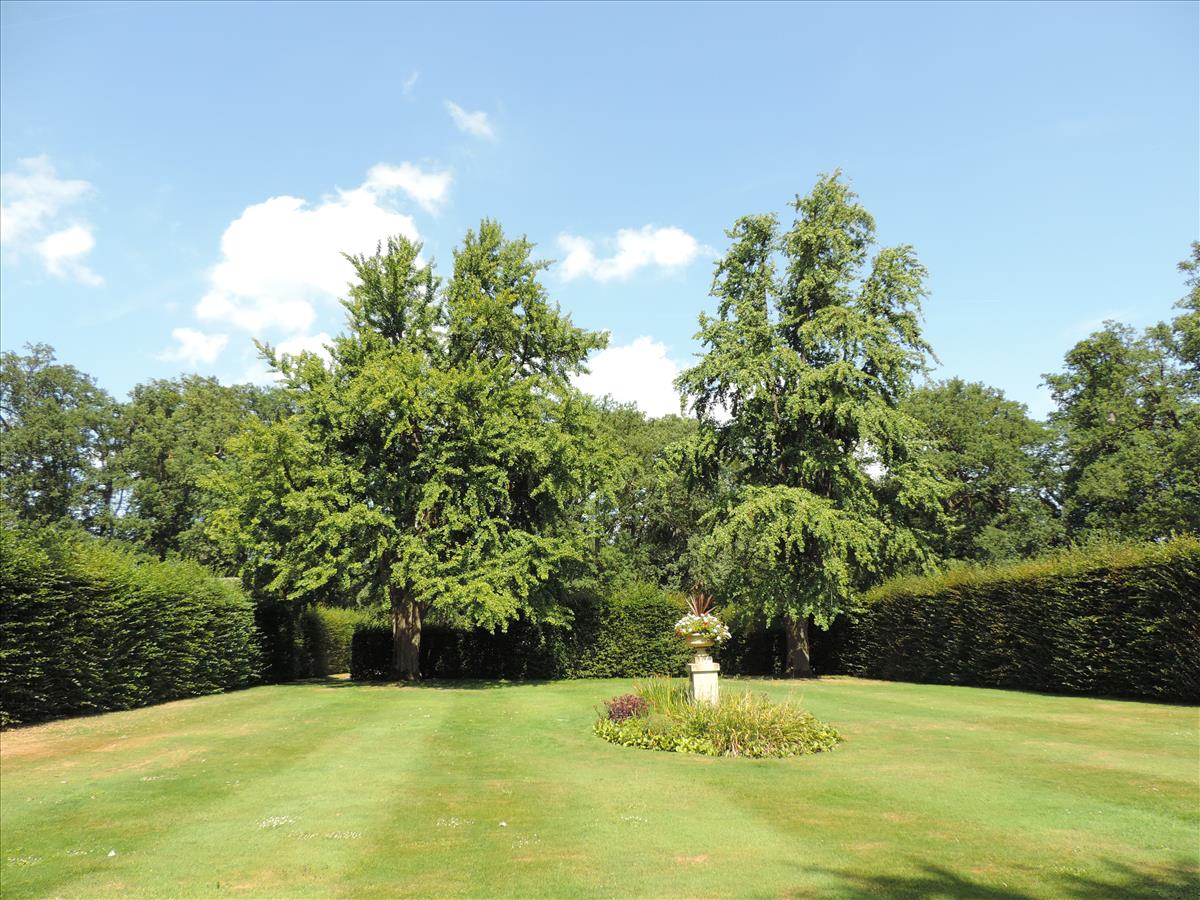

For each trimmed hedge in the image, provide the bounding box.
[256,602,380,681]
[847,536,1200,702]
[352,583,694,680]
[0,523,260,726]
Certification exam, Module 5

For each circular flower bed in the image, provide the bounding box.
[595,678,842,759]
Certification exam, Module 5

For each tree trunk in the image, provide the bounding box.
[784,614,815,678]
[390,590,422,680]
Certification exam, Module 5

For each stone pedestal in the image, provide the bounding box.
[688,655,720,705]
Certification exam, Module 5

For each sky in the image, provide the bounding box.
[1,0,1196,419]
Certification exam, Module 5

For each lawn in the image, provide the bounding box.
[1,677,1197,898]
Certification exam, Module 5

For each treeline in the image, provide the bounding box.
[2,176,1196,689]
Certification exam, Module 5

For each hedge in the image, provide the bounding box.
[255,602,380,681]
[0,523,261,726]
[847,536,1200,702]
[352,582,695,680]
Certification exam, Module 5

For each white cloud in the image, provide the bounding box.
[277,331,333,364]
[37,224,103,286]
[445,101,496,140]
[403,71,420,95]
[362,162,450,214]
[158,327,229,367]
[0,156,102,285]
[557,226,703,282]
[194,164,441,335]
[574,336,684,418]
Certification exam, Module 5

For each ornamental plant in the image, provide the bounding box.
[594,677,842,758]
[604,693,649,722]
[674,591,731,645]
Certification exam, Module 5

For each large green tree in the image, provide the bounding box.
[677,173,945,676]
[904,378,1061,562]
[0,344,121,530]
[207,225,614,678]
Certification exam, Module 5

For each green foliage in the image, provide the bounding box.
[256,602,381,680]
[595,680,843,758]
[1,344,120,530]
[592,406,707,588]
[114,375,283,562]
[848,537,1200,701]
[1044,256,1200,543]
[348,584,693,680]
[677,173,946,669]
[207,226,617,678]
[569,583,692,678]
[904,378,1061,561]
[0,520,260,726]
[304,606,377,675]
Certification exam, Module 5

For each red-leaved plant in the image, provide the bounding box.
[604,694,649,722]
[687,591,715,616]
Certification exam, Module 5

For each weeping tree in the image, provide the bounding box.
[677,173,946,677]
[207,224,614,678]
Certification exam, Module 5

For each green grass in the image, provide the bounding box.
[1,677,1196,898]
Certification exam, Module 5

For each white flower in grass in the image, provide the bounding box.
[258,815,296,829]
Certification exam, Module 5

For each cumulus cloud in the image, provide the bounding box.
[574,336,684,418]
[158,328,230,367]
[445,101,496,140]
[0,156,102,285]
[403,71,420,95]
[557,226,703,282]
[361,162,450,214]
[194,164,444,335]
[37,224,103,286]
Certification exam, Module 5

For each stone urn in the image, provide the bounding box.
[685,634,715,653]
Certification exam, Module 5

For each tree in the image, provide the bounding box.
[0,344,120,530]
[677,173,945,677]
[116,376,284,560]
[1044,280,1199,542]
[904,378,1061,561]
[207,225,614,678]
[593,405,706,589]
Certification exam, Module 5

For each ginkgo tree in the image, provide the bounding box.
[677,173,946,677]
[206,224,616,678]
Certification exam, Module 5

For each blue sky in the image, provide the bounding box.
[2,0,1196,418]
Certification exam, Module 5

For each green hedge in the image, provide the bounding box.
[255,602,379,681]
[352,583,694,680]
[0,523,260,726]
[847,537,1200,702]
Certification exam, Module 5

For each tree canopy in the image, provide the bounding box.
[904,378,1060,562]
[677,173,946,675]
[205,225,616,677]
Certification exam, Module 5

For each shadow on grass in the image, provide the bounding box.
[816,859,1199,899]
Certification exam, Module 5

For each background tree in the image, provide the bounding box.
[0,344,121,530]
[904,378,1061,561]
[207,226,615,678]
[677,174,945,677]
[593,405,706,589]
[1044,295,1199,542]
[116,375,285,560]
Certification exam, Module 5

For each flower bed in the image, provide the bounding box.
[595,678,842,759]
